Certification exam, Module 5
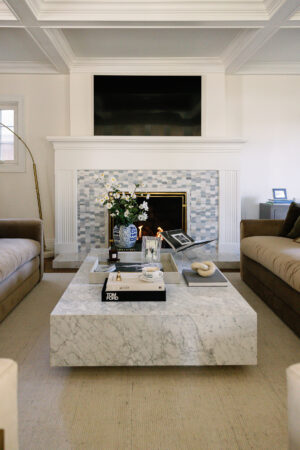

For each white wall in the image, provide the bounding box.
[227,75,300,219]
[0,74,69,247]
[0,72,299,248]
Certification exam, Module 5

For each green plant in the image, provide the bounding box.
[98,174,149,226]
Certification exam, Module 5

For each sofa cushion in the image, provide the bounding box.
[241,236,300,292]
[287,216,300,239]
[279,202,300,237]
[0,239,40,283]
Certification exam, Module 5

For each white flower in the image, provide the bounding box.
[115,210,119,215]
[99,198,105,205]
[110,213,116,217]
[106,202,113,209]
[104,195,109,200]
[110,176,116,184]
[114,192,120,199]
[100,173,105,178]
[138,213,148,221]
[139,201,149,211]
[105,183,111,191]
[146,193,150,200]
[128,183,136,194]
[124,210,130,217]
[131,193,136,199]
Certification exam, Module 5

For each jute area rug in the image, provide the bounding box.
[0,272,299,450]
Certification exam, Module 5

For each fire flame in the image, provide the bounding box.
[156,227,164,240]
[138,225,143,240]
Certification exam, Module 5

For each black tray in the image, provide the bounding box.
[101,279,166,302]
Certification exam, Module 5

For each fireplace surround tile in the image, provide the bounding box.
[77,170,218,252]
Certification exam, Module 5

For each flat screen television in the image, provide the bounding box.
[94,75,201,136]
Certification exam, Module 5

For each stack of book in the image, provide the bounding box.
[182,268,228,287]
[102,272,166,302]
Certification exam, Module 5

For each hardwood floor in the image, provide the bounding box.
[44,258,77,274]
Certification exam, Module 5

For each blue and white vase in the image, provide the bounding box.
[113,224,137,249]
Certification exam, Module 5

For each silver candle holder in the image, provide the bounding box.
[142,236,162,264]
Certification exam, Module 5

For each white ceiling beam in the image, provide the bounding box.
[224,0,300,73]
[70,56,224,75]
[23,0,269,23]
[3,0,70,72]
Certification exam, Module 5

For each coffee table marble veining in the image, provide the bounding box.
[50,252,257,366]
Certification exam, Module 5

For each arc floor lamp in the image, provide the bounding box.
[0,121,47,252]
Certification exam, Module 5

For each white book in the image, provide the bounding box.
[161,229,216,253]
[106,272,165,292]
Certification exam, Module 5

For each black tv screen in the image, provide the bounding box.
[94,75,201,136]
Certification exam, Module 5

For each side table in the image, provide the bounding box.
[259,203,290,220]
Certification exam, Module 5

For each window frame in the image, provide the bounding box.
[0,96,25,173]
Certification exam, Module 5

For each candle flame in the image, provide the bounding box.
[138,225,143,240]
[156,227,164,240]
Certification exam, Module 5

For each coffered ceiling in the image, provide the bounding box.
[0,0,300,74]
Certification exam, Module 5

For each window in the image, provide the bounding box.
[0,97,25,172]
[0,107,16,161]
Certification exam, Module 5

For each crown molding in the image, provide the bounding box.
[43,28,74,67]
[70,57,224,74]
[3,0,70,72]
[25,0,269,22]
[225,0,300,73]
[0,60,58,73]
[290,10,300,21]
[264,0,286,17]
[0,1,17,20]
[237,60,300,74]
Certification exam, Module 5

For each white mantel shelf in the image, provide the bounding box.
[48,136,245,171]
[48,135,245,254]
[47,136,245,152]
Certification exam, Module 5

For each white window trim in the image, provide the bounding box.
[0,96,25,173]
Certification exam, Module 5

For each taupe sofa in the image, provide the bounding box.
[240,220,300,337]
[0,219,43,323]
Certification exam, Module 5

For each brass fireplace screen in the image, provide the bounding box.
[108,192,187,245]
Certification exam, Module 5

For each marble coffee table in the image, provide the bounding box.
[50,252,257,366]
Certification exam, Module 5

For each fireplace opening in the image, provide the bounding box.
[109,192,187,248]
[94,76,201,136]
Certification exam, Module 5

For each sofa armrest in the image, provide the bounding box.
[240,220,283,240]
[0,219,43,241]
[0,219,44,279]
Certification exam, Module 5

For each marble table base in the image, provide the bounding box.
[50,252,257,367]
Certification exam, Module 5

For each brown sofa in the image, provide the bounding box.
[240,220,300,337]
[0,219,43,323]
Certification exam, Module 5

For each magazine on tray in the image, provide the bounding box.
[161,229,216,253]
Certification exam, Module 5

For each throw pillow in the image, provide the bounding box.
[279,202,300,237]
[287,216,300,239]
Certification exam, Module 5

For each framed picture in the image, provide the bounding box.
[272,188,287,200]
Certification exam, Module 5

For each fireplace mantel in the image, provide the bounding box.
[47,136,245,254]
